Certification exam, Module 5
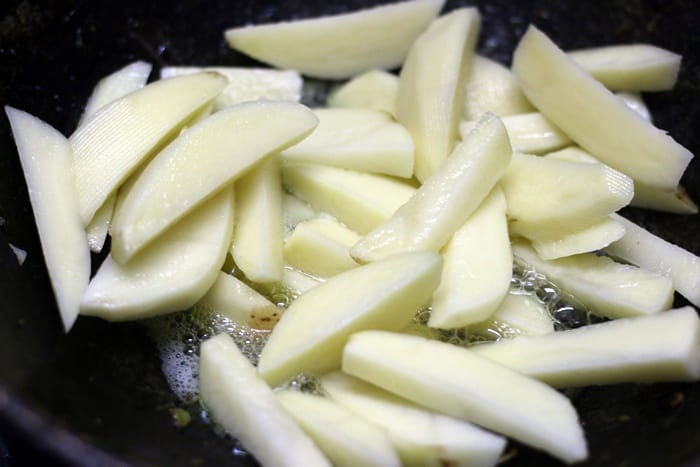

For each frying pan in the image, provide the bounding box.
[1,0,699,465]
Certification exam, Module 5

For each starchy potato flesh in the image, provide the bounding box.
[397,8,480,181]
[530,216,626,260]
[322,371,507,467]
[472,307,700,387]
[513,240,674,319]
[284,218,360,278]
[463,55,534,120]
[281,108,414,177]
[342,330,588,463]
[568,44,681,92]
[282,164,415,234]
[276,390,401,467]
[257,265,323,300]
[617,92,652,122]
[513,26,692,190]
[110,101,317,264]
[257,251,442,386]
[199,333,331,467]
[80,189,233,321]
[428,187,511,328]
[232,156,284,283]
[468,293,554,338]
[607,214,700,307]
[326,70,399,117]
[70,72,226,225]
[225,0,445,79]
[351,113,511,263]
[196,271,280,330]
[6,107,91,331]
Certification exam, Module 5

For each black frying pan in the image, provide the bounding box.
[1,0,699,465]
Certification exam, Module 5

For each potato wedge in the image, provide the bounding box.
[326,70,398,117]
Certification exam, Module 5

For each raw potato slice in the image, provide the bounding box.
[276,390,401,467]
[342,330,588,464]
[199,334,331,467]
[281,108,414,178]
[225,0,445,79]
[70,72,226,225]
[501,152,633,241]
[6,107,90,331]
[232,156,284,283]
[530,216,626,260]
[463,55,534,120]
[568,44,681,92]
[397,8,480,181]
[322,372,506,467]
[111,101,317,264]
[282,164,415,234]
[282,193,318,236]
[257,251,442,386]
[160,66,302,109]
[617,92,652,122]
[80,189,234,321]
[195,271,281,330]
[284,218,360,278]
[326,70,398,117]
[472,307,700,387]
[429,187,511,328]
[606,214,700,307]
[513,26,692,190]
[468,293,554,339]
[86,194,116,253]
[256,265,323,301]
[512,240,673,319]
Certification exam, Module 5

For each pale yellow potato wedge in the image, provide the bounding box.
[282,193,318,236]
[225,0,445,79]
[282,108,414,177]
[256,265,323,302]
[468,293,554,339]
[530,216,626,260]
[257,251,442,386]
[326,70,398,117]
[513,26,692,190]
[80,189,233,321]
[397,8,480,181]
[342,330,587,463]
[6,107,90,332]
[429,187,511,328]
[199,334,331,467]
[472,307,700,387]
[232,156,284,283]
[110,101,317,264]
[85,195,116,253]
[352,113,511,263]
[568,44,681,92]
[617,92,652,122]
[282,164,415,234]
[322,371,506,467]
[276,390,401,467]
[512,240,673,319]
[70,72,226,225]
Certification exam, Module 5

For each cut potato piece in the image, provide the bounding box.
[6,107,90,332]
[530,216,626,260]
[326,70,398,117]
[468,293,554,339]
[352,113,511,263]
[80,189,233,321]
[512,240,673,319]
[568,44,681,92]
[282,108,414,177]
[284,218,360,278]
[463,55,534,120]
[617,92,651,122]
[195,271,280,330]
[282,193,318,236]
[257,251,442,386]
[322,371,506,467]
[429,187,511,328]
[397,8,480,181]
[472,307,700,387]
[276,390,401,467]
[282,164,415,234]
[199,334,331,467]
[86,194,116,253]
[513,26,692,189]
[256,265,323,302]
[70,72,226,225]
[225,0,445,79]
[502,152,633,241]
[607,214,700,307]
[110,101,317,264]
[342,331,587,463]
[232,156,284,283]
